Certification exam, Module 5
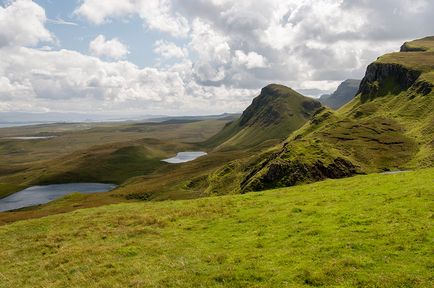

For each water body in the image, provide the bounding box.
[162,151,207,164]
[0,122,55,128]
[5,136,56,140]
[380,170,411,175]
[0,183,117,212]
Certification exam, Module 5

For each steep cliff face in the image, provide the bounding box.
[240,150,357,193]
[358,36,434,102]
[358,63,422,102]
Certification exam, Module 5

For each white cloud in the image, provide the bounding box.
[189,19,231,83]
[75,0,190,37]
[89,35,129,60]
[74,0,133,25]
[2,0,434,115]
[0,0,52,47]
[0,46,255,114]
[234,50,268,69]
[154,40,187,60]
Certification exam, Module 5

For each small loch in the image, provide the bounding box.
[162,151,207,164]
[5,136,56,140]
[0,183,117,212]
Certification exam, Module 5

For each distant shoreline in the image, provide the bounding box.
[0,122,54,128]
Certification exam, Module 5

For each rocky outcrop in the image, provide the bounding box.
[358,63,421,102]
[410,79,433,96]
[240,156,357,193]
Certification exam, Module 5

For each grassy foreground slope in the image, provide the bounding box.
[1,169,433,287]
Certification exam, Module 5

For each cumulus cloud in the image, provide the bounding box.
[2,0,434,115]
[0,46,254,114]
[154,40,187,60]
[75,0,189,37]
[234,50,268,69]
[89,35,129,60]
[0,0,52,48]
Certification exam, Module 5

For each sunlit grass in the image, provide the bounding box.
[1,169,433,287]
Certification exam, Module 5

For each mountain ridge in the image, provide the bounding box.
[235,37,434,192]
[204,84,322,150]
[319,79,361,109]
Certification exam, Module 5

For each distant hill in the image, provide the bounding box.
[237,37,434,192]
[204,84,322,150]
[147,113,240,124]
[319,79,361,109]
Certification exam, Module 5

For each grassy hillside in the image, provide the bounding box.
[204,84,322,150]
[0,169,432,287]
[240,37,434,191]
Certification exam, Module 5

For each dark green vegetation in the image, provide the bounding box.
[204,84,322,150]
[240,37,434,191]
[319,79,361,109]
[0,169,433,287]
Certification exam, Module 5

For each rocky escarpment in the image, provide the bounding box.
[240,149,357,193]
[358,62,422,102]
[410,78,434,96]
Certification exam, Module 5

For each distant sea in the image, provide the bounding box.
[0,122,51,128]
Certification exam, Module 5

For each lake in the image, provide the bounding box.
[0,183,117,212]
[162,151,207,163]
[5,136,56,140]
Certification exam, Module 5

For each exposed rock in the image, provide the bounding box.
[358,63,421,102]
[411,79,433,96]
[241,156,358,193]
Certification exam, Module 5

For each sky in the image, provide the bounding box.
[0,0,433,116]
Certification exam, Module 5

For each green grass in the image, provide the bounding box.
[401,36,434,52]
[0,169,433,287]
